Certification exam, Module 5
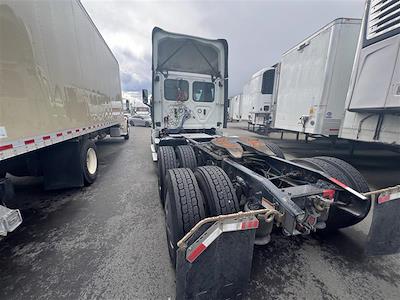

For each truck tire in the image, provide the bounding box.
[265,141,285,159]
[164,168,206,266]
[314,156,370,193]
[294,157,370,230]
[157,146,178,205]
[81,139,98,185]
[124,121,130,140]
[176,145,197,170]
[195,166,239,216]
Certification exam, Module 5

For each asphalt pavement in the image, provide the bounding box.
[0,124,399,299]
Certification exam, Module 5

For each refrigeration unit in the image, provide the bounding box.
[340,0,400,145]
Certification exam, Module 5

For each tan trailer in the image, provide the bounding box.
[0,0,129,235]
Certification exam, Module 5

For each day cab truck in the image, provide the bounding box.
[149,6,400,300]
[0,0,129,236]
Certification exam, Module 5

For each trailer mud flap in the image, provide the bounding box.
[176,224,256,299]
[366,188,400,256]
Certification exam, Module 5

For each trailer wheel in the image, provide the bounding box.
[176,145,197,170]
[294,157,370,230]
[124,122,130,140]
[164,168,206,266]
[81,139,98,185]
[195,166,239,216]
[265,141,285,159]
[157,146,178,205]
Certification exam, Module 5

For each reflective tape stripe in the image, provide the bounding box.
[329,177,367,200]
[187,243,206,263]
[0,144,13,151]
[24,139,35,145]
[0,121,120,161]
[186,216,259,263]
[378,192,400,204]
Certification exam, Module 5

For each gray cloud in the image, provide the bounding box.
[82,0,364,96]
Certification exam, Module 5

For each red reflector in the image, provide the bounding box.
[329,177,348,189]
[56,133,62,137]
[0,144,13,151]
[378,194,390,204]
[241,219,259,230]
[67,131,72,134]
[187,243,206,263]
[24,139,35,145]
[43,136,50,140]
[307,215,317,226]
[76,129,80,132]
[323,189,335,199]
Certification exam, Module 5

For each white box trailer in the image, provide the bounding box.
[240,86,251,122]
[242,67,275,127]
[340,0,400,145]
[273,18,361,136]
[0,0,128,235]
[229,94,242,121]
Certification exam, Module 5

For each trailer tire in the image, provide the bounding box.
[81,139,98,185]
[295,157,370,230]
[164,168,206,266]
[195,166,239,216]
[176,145,197,170]
[265,141,285,159]
[124,122,130,140]
[158,146,178,205]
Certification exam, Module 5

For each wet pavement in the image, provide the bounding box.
[0,124,399,299]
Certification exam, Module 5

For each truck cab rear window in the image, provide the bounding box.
[164,79,189,101]
[193,82,214,102]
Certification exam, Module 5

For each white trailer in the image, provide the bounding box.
[240,86,251,122]
[273,18,362,136]
[0,0,128,235]
[229,94,242,121]
[242,67,275,128]
[340,0,400,146]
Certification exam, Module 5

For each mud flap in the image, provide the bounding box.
[365,188,400,256]
[176,225,256,300]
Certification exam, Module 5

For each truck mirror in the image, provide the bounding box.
[142,89,149,105]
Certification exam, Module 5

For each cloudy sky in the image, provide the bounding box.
[82,0,365,97]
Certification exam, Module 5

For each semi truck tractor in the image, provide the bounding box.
[0,0,129,235]
[150,24,400,299]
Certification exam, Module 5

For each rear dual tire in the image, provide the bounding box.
[164,168,206,266]
[294,156,370,230]
[164,166,238,266]
[157,146,178,205]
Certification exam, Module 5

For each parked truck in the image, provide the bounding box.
[0,0,129,235]
[272,18,362,137]
[149,21,400,299]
